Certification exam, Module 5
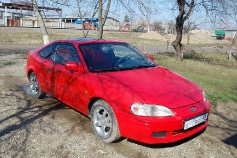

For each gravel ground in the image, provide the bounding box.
[0,43,236,158]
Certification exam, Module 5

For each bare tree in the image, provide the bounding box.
[32,0,50,44]
[76,0,99,37]
[172,0,194,62]
[31,0,68,44]
[124,14,130,22]
[132,0,154,32]
[153,21,165,33]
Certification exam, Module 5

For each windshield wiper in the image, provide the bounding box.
[124,65,156,70]
[93,65,156,72]
[93,67,121,72]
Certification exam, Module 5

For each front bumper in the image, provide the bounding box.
[116,101,211,144]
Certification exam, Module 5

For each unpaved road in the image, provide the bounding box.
[0,44,236,158]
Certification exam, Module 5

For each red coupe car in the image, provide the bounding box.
[26,38,211,144]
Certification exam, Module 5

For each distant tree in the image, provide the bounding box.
[153,21,164,32]
[124,14,130,22]
[75,0,99,37]
[134,0,154,32]
[70,0,111,39]
[167,21,175,34]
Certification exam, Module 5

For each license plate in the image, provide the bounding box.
[184,113,208,130]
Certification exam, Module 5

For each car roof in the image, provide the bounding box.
[53,38,125,45]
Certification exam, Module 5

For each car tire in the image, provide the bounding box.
[90,99,121,143]
[29,72,46,99]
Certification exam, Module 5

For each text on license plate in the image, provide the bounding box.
[184,113,208,130]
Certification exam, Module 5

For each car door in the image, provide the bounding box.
[50,42,85,109]
[37,43,56,95]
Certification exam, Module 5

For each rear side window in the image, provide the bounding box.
[38,44,54,59]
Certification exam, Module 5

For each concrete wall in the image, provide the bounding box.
[62,22,83,29]
[0,19,3,26]
[0,17,119,30]
[45,21,60,28]
[0,11,3,19]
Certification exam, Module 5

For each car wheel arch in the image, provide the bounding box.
[87,97,119,117]
[88,97,101,117]
[27,70,34,79]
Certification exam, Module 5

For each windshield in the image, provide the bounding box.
[79,43,156,72]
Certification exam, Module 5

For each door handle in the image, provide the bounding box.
[47,68,52,72]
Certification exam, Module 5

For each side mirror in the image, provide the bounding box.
[147,55,154,61]
[65,62,84,73]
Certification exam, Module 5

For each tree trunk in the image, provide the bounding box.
[147,0,152,32]
[98,0,103,39]
[172,9,184,61]
[172,0,194,62]
[172,41,184,62]
[229,30,237,60]
[76,0,86,37]
[32,0,49,45]
[98,0,111,39]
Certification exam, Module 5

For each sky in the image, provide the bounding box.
[0,0,236,30]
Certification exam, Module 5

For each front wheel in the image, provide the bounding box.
[90,100,121,143]
[29,72,46,99]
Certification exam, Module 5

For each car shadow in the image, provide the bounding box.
[0,97,63,138]
[223,133,237,148]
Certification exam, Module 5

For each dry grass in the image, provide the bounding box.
[0,27,166,46]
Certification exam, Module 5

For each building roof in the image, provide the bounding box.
[0,2,61,12]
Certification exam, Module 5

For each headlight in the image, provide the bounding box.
[202,90,206,102]
[131,103,174,116]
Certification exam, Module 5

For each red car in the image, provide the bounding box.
[26,38,211,144]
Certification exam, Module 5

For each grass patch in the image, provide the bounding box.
[183,50,237,69]
[153,52,237,104]
[103,32,166,46]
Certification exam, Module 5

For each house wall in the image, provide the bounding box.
[225,30,236,39]
[104,18,120,31]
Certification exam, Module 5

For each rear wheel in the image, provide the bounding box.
[29,72,46,99]
[90,100,121,143]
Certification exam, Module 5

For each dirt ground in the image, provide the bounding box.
[0,44,236,158]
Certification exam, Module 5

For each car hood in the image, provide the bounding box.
[99,66,203,108]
